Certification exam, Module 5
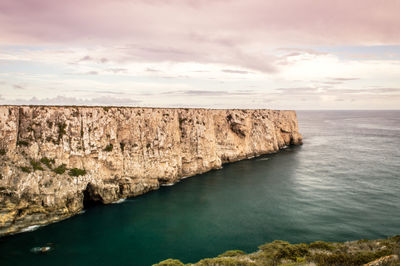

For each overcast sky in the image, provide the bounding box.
[1,0,400,109]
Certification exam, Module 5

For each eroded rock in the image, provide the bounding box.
[0,106,302,236]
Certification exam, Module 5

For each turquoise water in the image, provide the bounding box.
[1,111,399,265]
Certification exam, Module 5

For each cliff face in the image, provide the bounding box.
[0,106,302,236]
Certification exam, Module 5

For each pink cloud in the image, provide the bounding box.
[1,0,398,45]
[0,0,399,72]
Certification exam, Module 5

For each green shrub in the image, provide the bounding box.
[309,241,335,251]
[103,144,113,152]
[276,243,309,261]
[258,240,309,263]
[20,166,32,173]
[196,257,256,266]
[153,259,185,266]
[218,250,246,257]
[0,148,6,155]
[40,157,55,168]
[308,249,392,266]
[17,140,29,146]
[390,235,400,243]
[30,160,43,171]
[53,164,67,174]
[68,168,87,176]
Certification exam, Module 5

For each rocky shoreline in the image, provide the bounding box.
[0,106,302,236]
[155,236,400,266]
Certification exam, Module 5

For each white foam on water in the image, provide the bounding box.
[20,225,41,232]
[112,198,126,204]
[161,182,176,186]
[30,246,51,253]
[259,158,270,161]
[79,210,86,214]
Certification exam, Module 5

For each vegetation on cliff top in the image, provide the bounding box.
[154,236,400,266]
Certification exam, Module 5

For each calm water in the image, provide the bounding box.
[1,111,399,265]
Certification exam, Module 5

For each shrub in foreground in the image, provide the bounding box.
[153,259,185,266]
[218,250,246,257]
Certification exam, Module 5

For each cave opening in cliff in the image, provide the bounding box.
[82,184,102,209]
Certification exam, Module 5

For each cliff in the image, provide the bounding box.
[0,106,302,236]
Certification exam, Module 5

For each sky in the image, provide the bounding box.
[0,0,400,109]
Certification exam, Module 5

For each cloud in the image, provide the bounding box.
[327,87,400,94]
[278,48,329,56]
[0,1,399,109]
[77,55,109,64]
[322,81,342,85]
[93,90,126,95]
[275,86,400,97]
[275,87,320,94]
[146,68,160,72]
[0,95,141,106]
[222,69,250,74]
[85,71,98,75]
[2,0,399,46]
[3,1,398,73]
[180,90,228,96]
[13,84,25,90]
[163,89,258,96]
[330,77,360,81]
[99,57,108,63]
[106,68,127,73]
[78,55,92,62]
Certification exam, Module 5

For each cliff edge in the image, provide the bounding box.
[0,106,302,236]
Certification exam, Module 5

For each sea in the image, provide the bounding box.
[0,110,399,265]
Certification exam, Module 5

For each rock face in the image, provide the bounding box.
[0,106,302,236]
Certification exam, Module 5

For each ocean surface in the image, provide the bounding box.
[1,111,399,265]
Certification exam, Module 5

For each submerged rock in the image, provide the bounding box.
[0,106,302,236]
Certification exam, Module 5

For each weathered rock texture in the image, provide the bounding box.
[0,106,302,236]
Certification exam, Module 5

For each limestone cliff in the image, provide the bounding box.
[0,106,302,236]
